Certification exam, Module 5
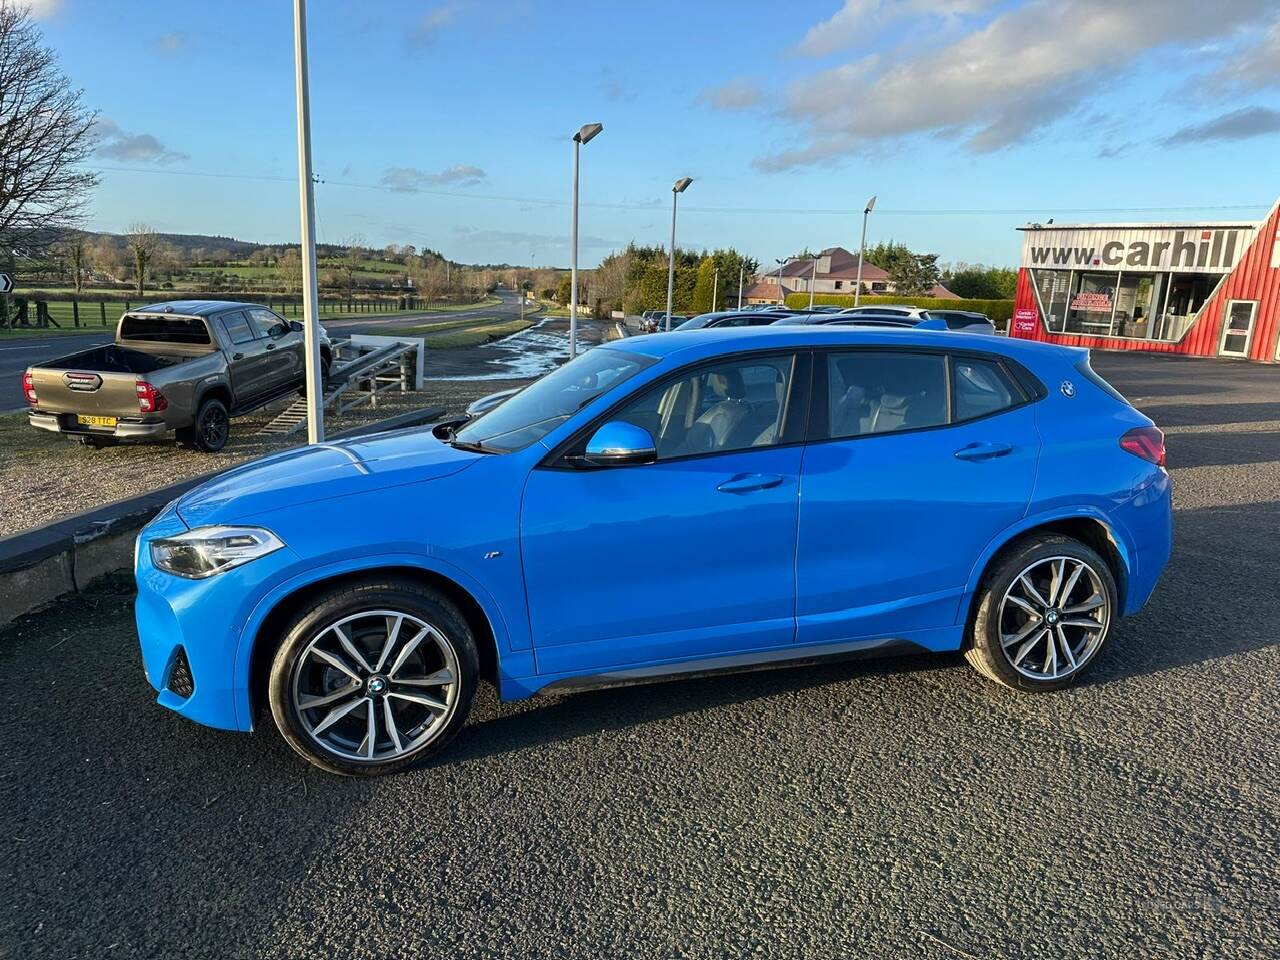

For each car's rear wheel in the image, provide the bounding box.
[267,579,478,776]
[966,535,1116,691]
[177,398,230,452]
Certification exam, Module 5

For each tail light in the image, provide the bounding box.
[136,379,168,413]
[1120,426,1166,467]
[21,371,37,405]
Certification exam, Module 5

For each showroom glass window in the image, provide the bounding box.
[1030,268,1221,343]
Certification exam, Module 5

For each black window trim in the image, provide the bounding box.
[809,344,1043,444]
[538,347,814,470]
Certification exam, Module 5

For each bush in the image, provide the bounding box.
[786,293,1014,328]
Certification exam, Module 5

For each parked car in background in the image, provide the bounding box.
[925,309,999,333]
[135,325,1171,775]
[23,300,332,452]
[641,314,688,333]
[775,305,998,335]
[674,310,791,330]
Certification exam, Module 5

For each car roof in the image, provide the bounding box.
[133,300,262,317]
[606,323,1082,366]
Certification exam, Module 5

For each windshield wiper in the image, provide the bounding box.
[448,438,495,454]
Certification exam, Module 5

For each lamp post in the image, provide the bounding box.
[775,257,786,308]
[808,256,818,309]
[665,177,693,331]
[569,122,603,359]
[854,195,876,307]
[711,266,718,313]
[737,263,744,309]
[292,0,323,443]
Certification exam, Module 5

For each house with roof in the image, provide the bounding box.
[751,246,960,302]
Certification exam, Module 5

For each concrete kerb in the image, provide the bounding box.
[0,405,445,629]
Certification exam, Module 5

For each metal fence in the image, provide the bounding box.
[0,293,478,330]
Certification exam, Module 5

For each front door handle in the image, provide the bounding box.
[265,343,276,350]
[954,441,1013,462]
[716,473,784,494]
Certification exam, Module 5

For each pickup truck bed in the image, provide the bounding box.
[35,344,182,375]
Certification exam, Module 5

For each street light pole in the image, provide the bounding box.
[292,0,323,443]
[737,263,744,309]
[775,258,786,308]
[569,122,603,359]
[808,257,818,309]
[665,177,693,331]
[712,266,718,312]
[854,194,876,308]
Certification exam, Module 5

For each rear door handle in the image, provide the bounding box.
[954,441,1013,462]
[231,352,244,360]
[716,473,784,494]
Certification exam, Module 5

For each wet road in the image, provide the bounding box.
[1,353,1278,958]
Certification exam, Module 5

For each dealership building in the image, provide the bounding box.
[1009,199,1280,362]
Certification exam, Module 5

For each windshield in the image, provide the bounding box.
[454,348,655,452]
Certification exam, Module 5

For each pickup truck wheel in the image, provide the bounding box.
[179,398,230,452]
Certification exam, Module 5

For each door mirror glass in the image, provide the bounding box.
[582,421,656,467]
[289,319,303,333]
[268,321,289,338]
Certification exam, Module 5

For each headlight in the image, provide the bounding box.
[150,526,285,579]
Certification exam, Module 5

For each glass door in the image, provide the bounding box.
[1218,300,1257,357]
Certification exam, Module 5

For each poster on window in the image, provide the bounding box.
[1069,291,1113,313]
[1013,307,1038,333]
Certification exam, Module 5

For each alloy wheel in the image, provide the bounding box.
[997,556,1111,681]
[202,407,228,448]
[290,609,460,763]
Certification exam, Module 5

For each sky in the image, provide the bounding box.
[28,0,1280,269]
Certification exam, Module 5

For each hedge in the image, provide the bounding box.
[785,293,1015,328]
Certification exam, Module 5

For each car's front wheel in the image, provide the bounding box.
[267,578,478,776]
[966,535,1117,692]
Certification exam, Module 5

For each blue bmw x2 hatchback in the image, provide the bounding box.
[135,327,1171,775]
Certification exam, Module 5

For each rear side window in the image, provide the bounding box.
[119,314,212,345]
[953,357,1021,421]
[826,351,948,438]
[219,311,258,345]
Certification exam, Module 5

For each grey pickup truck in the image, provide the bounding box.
[23,300,331,452]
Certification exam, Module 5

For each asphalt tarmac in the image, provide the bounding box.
[0,352,1277,959]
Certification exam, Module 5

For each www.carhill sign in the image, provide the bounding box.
[1021,225,1257,274]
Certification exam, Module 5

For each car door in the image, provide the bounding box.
[248,308,300,391]
[520,351,810,676]
[796,348,1040,646]
[217,310,272,404]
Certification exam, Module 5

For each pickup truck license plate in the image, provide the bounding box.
[76,414,118,428]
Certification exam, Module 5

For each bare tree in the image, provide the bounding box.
[0,4,99,265]
[337,234,364,300]
[59,231,89,293]
[125,222,160,296]
[279,248,303,295]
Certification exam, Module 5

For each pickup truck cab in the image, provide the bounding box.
[24,300,331,452]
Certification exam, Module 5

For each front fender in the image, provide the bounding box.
[231,551,525,731]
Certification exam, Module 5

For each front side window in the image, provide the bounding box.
[249,308,285,337]
[455,348,654,452]
[611,354,796,459]
[825,352,948,438]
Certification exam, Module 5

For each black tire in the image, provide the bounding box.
[965,535,1117,692]
[297,356,332,397]
[178,398,230,452]
[267,578,479,776]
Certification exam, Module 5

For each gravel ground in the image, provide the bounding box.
[0,353,1277,959]
[0,378,527,539]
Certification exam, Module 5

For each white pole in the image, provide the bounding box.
[776,260,784,307]
[712,266,718,312]
[569,136,581,358]
[665,191,678,331]
[809,258,817,309]
[293,0,323,443]
[737,263,744,309]
[855,195,876,308]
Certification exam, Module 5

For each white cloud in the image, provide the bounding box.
[380,165,486,191]
[697,79,765,111]
[94,118,189,164]
[23,0,60,19]
[1200,17,1280,94]
[410,3,460,47]
[1163,106,1280,145]
[759,0,1277,169]
[795,0,993,57]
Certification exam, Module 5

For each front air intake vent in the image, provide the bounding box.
[167,647,195,699]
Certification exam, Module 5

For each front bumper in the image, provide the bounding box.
[135,504,297,732]
[29,410,170,439]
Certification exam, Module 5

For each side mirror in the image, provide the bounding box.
[289,320,303,333]
[581,421,656,467]
[266,321,289,338]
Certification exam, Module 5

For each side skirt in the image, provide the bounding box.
[534,636,930,697]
